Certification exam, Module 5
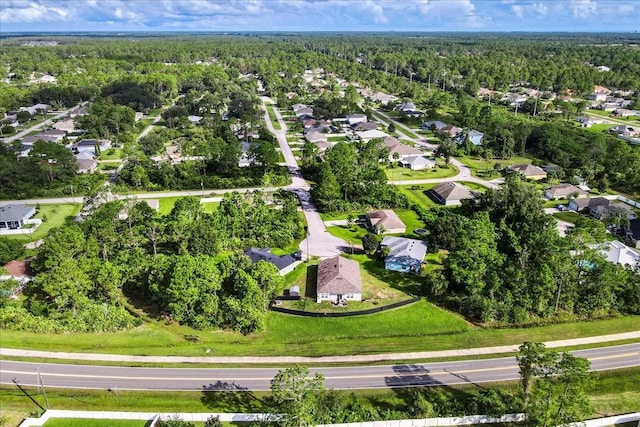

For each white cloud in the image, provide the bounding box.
[532,3,548,16]
[0,1,70,23]
[417,0,488,28]
[570,0,597,19]
[511,5,524,18]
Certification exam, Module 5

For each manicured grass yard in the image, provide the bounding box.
[326,224,368,243]
[458,155,533,179]
[265,105,281,130]
[385,163,458,181]
[201,201,219,214]
[584,123,615,133]
[553,211,580,223]
[397,184,442,210]
[327,136,348,143]
[99,148,123,161]
[3,203,82,243]
[157,197,181,215]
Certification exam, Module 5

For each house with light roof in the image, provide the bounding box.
[380,236,428,274]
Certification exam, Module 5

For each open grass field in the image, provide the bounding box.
[553,211,581,223]
[2,204,82,243]
[397,184,442,210]
[385,164,458,181]
[99,148,123,161]
[327,136,348,143]
[326,224,368,243]
[265,105,281,130]
[157,197,181,216]
[584,123,615,134]
[43,419,149,427]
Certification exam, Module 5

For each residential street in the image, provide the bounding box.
[262,97,349,258]
[0,103,85,144]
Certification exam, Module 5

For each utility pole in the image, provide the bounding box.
[442,71,446,91]
[37,368,49,409]
[428,74,431,91]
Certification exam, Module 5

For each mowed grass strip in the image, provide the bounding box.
[43,420,148,427]
[3,204,82,243]
[265,105,281,130]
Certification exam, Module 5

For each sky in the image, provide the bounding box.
[0,0,639,33]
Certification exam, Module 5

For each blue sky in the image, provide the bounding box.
[1,0,639,33]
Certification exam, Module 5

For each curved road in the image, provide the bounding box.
[2,343,638,391]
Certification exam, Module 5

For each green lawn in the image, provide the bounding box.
[457,181,491,191]
[319,210,365,221]
[553,212,581,223]
[584,123,614,133]
[201,202,219,214]
[394,209,425,235]
[385,163,458,181]
[326,224,368,243]
[265,105,281,130]
[327,136,348,143]
[397,184,441,210]
[157,197,181,216]
[458,155,533,180]
[2,204,82,243]
[99,148,123,161]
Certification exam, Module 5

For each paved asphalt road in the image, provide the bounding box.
[2,343,638,392]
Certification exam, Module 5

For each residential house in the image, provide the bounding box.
[53,118,76,132]
[466,129,484,146]
[1,259,34,298]
[544,183,588,200]
[20,104,50,115]
[439,125,462,138]
[575,116,606,127]
[38,129,66,140]
[304,130,328,146]
[430,182,475,206]
[397,102,416,112]
[590,202,636,221]
[610,125,640,138]
[134,112,144,122]
[76,156,98,174]
[596,66,610,72]
[366,210,406,234]
[383,137,423,161]
[612,109,637,118]
[316,256,362,303]
[351,121,378,132]
[356,129,389,141]
[597,241,640,269]
[0,205,36,230]
[421,120,446,131]
[295,107,314,119]
[187,115,202,125]
[588,92,607,101]
[346,113,367,125]
[239,141,252,167]
[244,248,299,276]
[369,91,397,105]
[117,199,159,220]
[20,134,61,144]
[35,74,57,84]
[71,139,111,155]
[69,106,88,117]
[379,236,428,274]
[568,197,610,213]
[399,155,435,171]
[507,164,548,180]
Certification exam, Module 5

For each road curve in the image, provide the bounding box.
[2,343,639,391]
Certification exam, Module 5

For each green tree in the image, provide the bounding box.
[270,365,325,427]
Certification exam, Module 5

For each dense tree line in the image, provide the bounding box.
[307,140,409,212]
[0,191,303,333]
[421,176,640,324]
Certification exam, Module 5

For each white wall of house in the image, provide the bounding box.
[316,293,362,304]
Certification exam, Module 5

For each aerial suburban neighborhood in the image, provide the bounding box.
[0,3,639,426]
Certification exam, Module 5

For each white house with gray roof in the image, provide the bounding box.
[380,236,428,274]
[0,205,36,230]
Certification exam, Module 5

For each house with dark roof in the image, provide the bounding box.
[624,219,640,249]
[431,182,475,206]
[71,139,111,155]
[366,210,406,234]
[590,201,636,221]
[568,197,610,213]
[421,120,446,131]
[507,164,548,180]
[380,236,428,274]
[351,121,378,132]
[382,137,423,161]
[316,256,362,303]
[0,205,36,230]
[244,247,298,276]
[440,125,462,138]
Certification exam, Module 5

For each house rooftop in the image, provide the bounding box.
[431,182,474,202]
[317,256,362,295]
[508,164,548,177]
[244,248,297,272]
[366,210,405,232]
[546,183,587,197]
[2,259,34,278]
[380,236,428,268]
[0,205,35,222]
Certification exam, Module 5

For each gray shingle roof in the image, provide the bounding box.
[317,256,362,295]
[244,248,297,272]
[380,236,428,268]
[0,205,35,222]
[431,182,474,202]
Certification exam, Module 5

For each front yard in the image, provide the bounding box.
[385,162,458,181]
[2,203,82,243]
[458,155,534,180]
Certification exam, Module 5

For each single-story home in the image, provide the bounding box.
[1,259,34,298]
[357,129,389,141]
[71,139,111,155]
[346,113,367,125]
[351,121,378,132]
[380,236,428,274]
[384,139,423,161]
[69,106,88,117]
[507,164,548,180]
[53,118,76,132]
[431,182,475,206]
[21,134,61,144]
[244,247,298,276]
[597,241,640,270]
[591,202,637,221]
[399,155,435,170]
[421,121,446,131]
[20,103,50,115]
[612,109,637,117]
[568,197,610,213]
[439,125,462,138]
[366,210,406,234]
[466,129,484,146]
[187,115,202,124]
[575,116,607,127]
[0,205,36,230]
[544,183,588,200]
[76,157,98,174]
[295,107,314,118]
[369,92,397,105]
[316,256,362,303]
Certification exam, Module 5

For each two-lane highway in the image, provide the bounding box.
[2,343,639,391]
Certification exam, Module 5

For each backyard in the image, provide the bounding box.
[458,155,533,180]
[2,203,82,243]
[385,163,458,181]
